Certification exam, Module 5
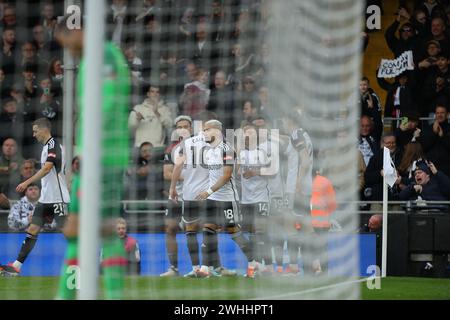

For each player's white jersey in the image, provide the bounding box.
[239,144,270,204]
[179,133,210,201]
[286,129,313,196]
[204,141,239,202]
[39,137,70,204]
[260,139,284,199]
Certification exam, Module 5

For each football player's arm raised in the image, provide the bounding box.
[16,162,54,193]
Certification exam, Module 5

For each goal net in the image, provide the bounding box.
[0,0,364,300]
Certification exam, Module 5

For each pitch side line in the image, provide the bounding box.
[252,277,379,300]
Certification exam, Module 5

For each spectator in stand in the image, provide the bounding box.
[116,218,141,275]
[8,82,36,159]
[179,61,198,90]
[240,99,258,128]
[364,134,403,211]
[123,42,144,87]
[207,70,235,129]
[359,77,383,142]
[359,115,379,167]
[123,42,144,106]
[8,183,35,230]
[31,24,61,63]
[227,42,256,87]
[399,159,450,201]
[158,50,184,112]
[237,75,259,109]
[35,76,62,139]
[180,67,210,119]
[416,40,440,75]
[360,214,382,232]
[1,4,17,30]
[412,9,430,40]
[395,110,423,148]
[135,0,161,23]
[377,71,416,128]
[141,14,165,80]
[188,15,217,70]
[419,53,450,116]
[0,138,23,197]
[128,83,173,148]
[421,104,450,176]
[39,2,57,40]
[8,184,56,231]
[0,27,17,78]
[252,42,270,82]
[6,158,37,200]
[20,42,40,70]
[48,58,63,93]
[397,141,426,186]
[0,99,28,148]
[178,7,195,41]
[385,8,418,58]
[106,0,136,47]
[20,63,39,108]
[126,141,164,200]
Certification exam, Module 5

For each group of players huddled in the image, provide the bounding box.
[161,111,322,278]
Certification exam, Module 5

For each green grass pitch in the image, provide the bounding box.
[0,276,449,300]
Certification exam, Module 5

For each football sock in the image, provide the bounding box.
[186,231,200,267]
[201,227,218,268]
[166,232,178,269]
[230,230,254,262]
[17,232,38,264]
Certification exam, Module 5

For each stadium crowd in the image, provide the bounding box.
[359,0,450,210]
[0,0,449,277]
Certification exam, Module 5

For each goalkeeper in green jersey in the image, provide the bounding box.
[54,15,131,300]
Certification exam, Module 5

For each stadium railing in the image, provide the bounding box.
[1,200,449,233]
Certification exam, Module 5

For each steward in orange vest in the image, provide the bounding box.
[310,174,337,229]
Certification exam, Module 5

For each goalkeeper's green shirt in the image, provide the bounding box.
[69,42,131,214]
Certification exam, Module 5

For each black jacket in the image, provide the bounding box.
[360,90,383,142]
[421,121,450,176]
[399,171,450,201]
[420,67,450,115]
[377,76,417,118]
[385,20,419,58]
